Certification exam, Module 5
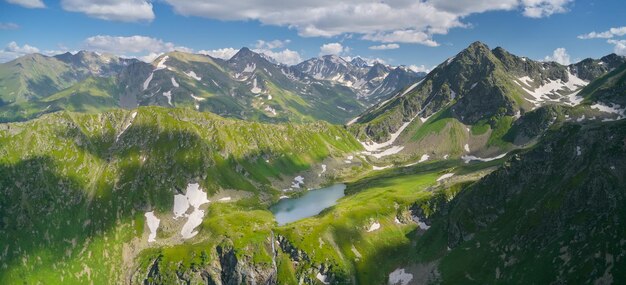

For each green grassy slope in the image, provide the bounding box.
[414,121,626,284]
[0,106,363,284]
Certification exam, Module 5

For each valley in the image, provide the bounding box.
[0,40,625,285]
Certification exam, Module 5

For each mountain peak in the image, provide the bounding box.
[229,47,259,61]
[350,57,369,68]
[468,41,490,50]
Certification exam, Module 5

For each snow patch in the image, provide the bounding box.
[251,77,262,94]
[116,111,138,142]
[388,268,413,285]
[142,72,154,91]
[171,77,179,88]
[185,71,201,81]
[264,106,277,116]
[163,91,172,106]
[418,154,429,163]
[179,183,211,239]
[462,153,507,164]
[464,144,470,152]
[412,216,430,230]
[373,165,393,170]
[367,222,381,232]
[144,211,160,243]
[243,63,256,73]
[291,176,305,189]
[155,56,169,70]
[218,197,232,202]
[316,272,330,284]
[519,71,587,107]
[436,173,455,182]
[190,94,206,101]
[576,146,581,156]
[319,164,327,177]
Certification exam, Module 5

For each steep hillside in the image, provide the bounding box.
[0,51,136,104]
[348,42,624,164]
[0,106,366,284]
[410,120,626,284]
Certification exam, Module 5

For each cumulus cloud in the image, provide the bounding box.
[254,39,290,50]
[256,49,302,65]
[408,64,432,73]
[6,0,44,8]
[520,0,572,18]
[198,48,240,60]
[369,43,400,50]
[608,40,626,56]
[320,43,347,56]
[544,47,570,65]
[578,26,626,39]
[61,0,154,22]
[83,35,191,55]
[0,22,19,30]
[0,41,40,62]
[163,0,571,46]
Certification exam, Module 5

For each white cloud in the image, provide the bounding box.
[408,64,432,73]
[544,47,570,65]
[6,0,44,8]
[61,0,154,22]
[6,41,39,54]
[342,56,386,65]
[0,22,19,30]
[320,43,346,56]
[363,30,439,46]
[608,40,626,56]
[369,43,400,50]
[163,0,571,46]
[520,0,571,18]
[255,48,302,65]
[83,35,191,55]
[254,39,290,50]
[0,41,40,62]
[578,26,626,39]
[198,48,240,60]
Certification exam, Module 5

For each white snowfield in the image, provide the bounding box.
[155,56,169,70]
[462,153,508,164]
[436,173,455,182]
[372,165,393,170]
[412,215,431,230]
[144,211,160,243]
[591,102,626,120]
[316,272,330,285]
[251,77,262,94]
[143,56,170,91]
[291,176,305,189]
[517,70,587,107]
[185,71,201,81]
[116,111,138,142]
[367,221,381,232]
[162,91,172,106]
[388,268,414,285]
[243,63,256,73]
[171,77,179,88]
[190,94,206,101]
[172,183,211,239]
[418,154,429,163]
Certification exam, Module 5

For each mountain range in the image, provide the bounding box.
[1,41,625,284]
[0,48,423,124]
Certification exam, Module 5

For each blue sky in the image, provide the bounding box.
[1,0,625,70]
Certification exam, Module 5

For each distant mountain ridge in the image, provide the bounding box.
[0,48,424,123]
